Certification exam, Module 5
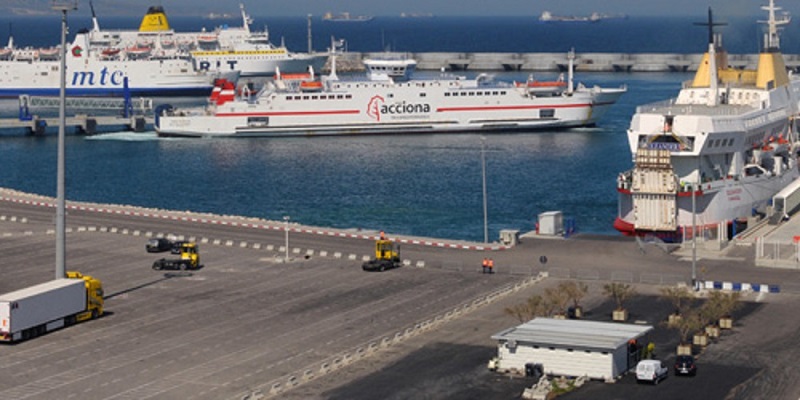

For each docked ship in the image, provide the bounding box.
[614,1,800,241]
[0,31,214,98]
[86,4,328,77]
[154,50,626,137]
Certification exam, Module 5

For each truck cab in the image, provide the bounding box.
[66,271,104,321]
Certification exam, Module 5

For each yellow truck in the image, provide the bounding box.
[152,242,200,270]
[0,271,104,343]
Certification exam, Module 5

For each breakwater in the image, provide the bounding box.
[331,52,800,73]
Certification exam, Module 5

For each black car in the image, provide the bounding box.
[674,355,697,376]
[170,240,188,254]
[146,238,173,253]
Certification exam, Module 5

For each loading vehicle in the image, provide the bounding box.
[152,241,201,270]
[674,355,697,376]
[0,271,104,343]
[362,235,402,272]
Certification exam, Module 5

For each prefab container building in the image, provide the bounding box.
[491,318,653,381]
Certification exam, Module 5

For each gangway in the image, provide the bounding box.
[18,95,153,121]
[770,177,800,224]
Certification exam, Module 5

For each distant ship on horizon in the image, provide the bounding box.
[538,11,626,23]
[322,12,374,22]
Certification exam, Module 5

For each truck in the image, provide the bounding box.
[152,241,200,270]
[362,235,402,272]
[0,271,104,343]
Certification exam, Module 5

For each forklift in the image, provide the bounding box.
[362,233,402,272]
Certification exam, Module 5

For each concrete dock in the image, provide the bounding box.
[333,51,800,73]
[1,188,800,399]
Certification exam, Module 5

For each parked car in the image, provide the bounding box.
[674,355,697,376]
[636,360,668,384]
[146,238,173,253]
[170,240,188,254]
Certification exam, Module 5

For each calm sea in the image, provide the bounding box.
[0,14,783,241]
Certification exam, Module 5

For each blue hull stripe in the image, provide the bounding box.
[0,87,212,98]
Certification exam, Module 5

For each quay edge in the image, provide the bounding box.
[326,52,800,73]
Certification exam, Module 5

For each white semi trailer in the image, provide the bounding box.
[0,272,104,343]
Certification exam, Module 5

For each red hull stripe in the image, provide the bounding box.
[437,103,591,112]
[216,110,361,117]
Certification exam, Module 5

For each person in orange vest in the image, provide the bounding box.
[482,257,489,274]
[380,231,386,240]
[488,258,495,274]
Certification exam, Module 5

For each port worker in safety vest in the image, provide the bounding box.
[487,258,494,274]
[482,258,489,273]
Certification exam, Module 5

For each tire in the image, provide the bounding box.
[152,261,162,270]
[180,262,187,271]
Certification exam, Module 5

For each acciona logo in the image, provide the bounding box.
[366,95,431,121]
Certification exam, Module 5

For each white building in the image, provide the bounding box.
[491,318,654,381]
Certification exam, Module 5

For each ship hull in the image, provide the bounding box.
[156,84,621,137]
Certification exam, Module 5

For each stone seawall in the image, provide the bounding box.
[329,52,800,73]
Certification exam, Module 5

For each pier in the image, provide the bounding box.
[333,51,800,73]
[0,95,153,135]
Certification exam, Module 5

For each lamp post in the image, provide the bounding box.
[691,180,697,290]
[53,0,77,280]
[481,136,488,243]
[283,215,290,261]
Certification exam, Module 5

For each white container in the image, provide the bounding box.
[538,211,563,236]
[0,279,86,340]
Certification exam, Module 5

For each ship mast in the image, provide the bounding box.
[760,0,790,51]
[694,8,726,106]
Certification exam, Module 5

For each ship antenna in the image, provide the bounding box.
[694,7,726,106]
[759,0,790,51]
[90,0,100,31]
[6,23,12,50]
[240,3,252,35]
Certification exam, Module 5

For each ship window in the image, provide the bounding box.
[388,94,394,98]
[445,93,450,97]
[346,95,352,99]
[420,93,426,97]
[477,92,483,96]
[460,92,467,96]
[492,91,499,95]
[286,96,293,100]
[469,92,475,96]
[311,95,318,100]
[541,109,555,118]
[303,96,309,100]
[501,91,507,95]
[337,95,344,99]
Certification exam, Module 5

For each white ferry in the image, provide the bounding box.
[615,1,800,241]
[0,31,213,98]
[87,4,327,77]
[154,50,626,137]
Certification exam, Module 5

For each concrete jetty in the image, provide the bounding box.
[333,51,800,73]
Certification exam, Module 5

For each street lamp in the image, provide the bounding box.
[53,0,77,280]
[691,181,698,290]
[481,136,488,243]
[283,215,290,261]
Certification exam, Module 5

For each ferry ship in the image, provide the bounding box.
[154,50,626,137]
[0,31,214,98]
[322,12,374,22]
[614,1,800,241]
[87,4,327,77]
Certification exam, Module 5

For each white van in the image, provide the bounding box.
[635,360,668,384]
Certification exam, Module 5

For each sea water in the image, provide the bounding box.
[0,14,776,241]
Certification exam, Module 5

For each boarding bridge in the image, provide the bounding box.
[18,95,153,121]
[770,177,800,224]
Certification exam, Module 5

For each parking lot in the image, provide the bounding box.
[2,192,800,399]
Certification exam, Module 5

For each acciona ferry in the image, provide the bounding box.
[154,52,626,137]
[614,1,800,241]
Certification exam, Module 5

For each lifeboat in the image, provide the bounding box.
[126,46,152,59]
[299,80,324,91]
[0,48,12,60]
[101,48,121,59]
[197,34,219,47]
[515,79,567,94]
[38,47,60,60]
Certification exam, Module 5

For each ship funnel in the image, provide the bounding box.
[139,6,171,32]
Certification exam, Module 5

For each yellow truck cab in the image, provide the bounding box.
[66,271,105,321]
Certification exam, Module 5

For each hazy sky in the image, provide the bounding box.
[9,0,800,18]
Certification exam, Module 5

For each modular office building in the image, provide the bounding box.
[491,318,653,381]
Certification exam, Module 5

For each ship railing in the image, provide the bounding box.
[636,98,757,116]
